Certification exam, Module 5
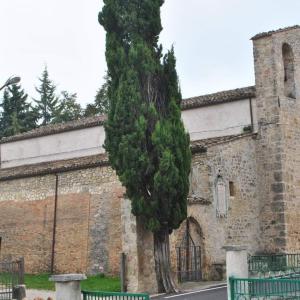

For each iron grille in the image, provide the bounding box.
[248,253,300,278]
[176,219,201,282]
[0,259,24,300]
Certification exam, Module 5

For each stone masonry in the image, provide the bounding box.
[0,161,123,275]
[0,25,300,293]
[170,133,260,281]
[252,26,300,252]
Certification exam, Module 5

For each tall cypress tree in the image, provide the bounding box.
[34,66,60,125]
[99,0,191,292]
[0,84,37,138]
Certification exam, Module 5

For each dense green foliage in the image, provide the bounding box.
[0,67,86,139]
[0,84,37,138]
[25,274,120,292]
[0,64,108,138]
[53,91,82,123]
[34,66,60,125]
[85,77,109,117]
[99,0,191,233]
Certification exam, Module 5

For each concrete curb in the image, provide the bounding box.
[181,282,227,293]
[150,281,227,298]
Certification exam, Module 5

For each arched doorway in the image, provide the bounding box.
[176,217,202,282]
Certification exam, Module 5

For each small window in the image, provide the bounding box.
[229,181,235,197]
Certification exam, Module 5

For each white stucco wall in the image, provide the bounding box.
[182,98,257,141]
[0,98,257,168]
[1,126,105,168]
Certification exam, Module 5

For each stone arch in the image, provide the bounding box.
[186,216,204,246]
[282,43,296,99]
[176,216,204,248]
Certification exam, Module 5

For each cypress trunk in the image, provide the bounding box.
[154,228,179,293]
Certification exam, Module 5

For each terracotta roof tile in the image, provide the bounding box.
[0,153,109,181]
[191,133,257,153]
[181,86,256,110]
[251,25,300,40]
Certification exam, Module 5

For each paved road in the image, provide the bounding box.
[154,286,227,300]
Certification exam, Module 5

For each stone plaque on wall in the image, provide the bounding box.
[216,177,227,217]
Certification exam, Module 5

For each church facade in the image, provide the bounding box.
[0,26,300,290]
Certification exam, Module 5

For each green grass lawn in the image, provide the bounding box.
[24,274,120,292]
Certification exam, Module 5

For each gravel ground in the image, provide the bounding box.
[25,289,56,300]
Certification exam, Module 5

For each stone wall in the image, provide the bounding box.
[252,26,300,253]
[1,25,300,289]
[278,30,300,252]
[121,199,158,293]
[121,134,259,289]
[170,134,260,281]
[0,165,123,275]
[281,101,300,252]
[0,132,261,284]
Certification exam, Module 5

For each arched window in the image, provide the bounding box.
[282,43,296,99]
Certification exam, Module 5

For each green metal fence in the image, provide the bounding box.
[249,254,300,274]
[230,276,300,299]
[82,291,150,300]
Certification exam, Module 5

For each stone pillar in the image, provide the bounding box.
[12,285,26,300]
[223,246,248,300]
[121,198,158,294]
[49,274,86,300]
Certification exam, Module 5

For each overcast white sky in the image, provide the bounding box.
[0,0,299,106]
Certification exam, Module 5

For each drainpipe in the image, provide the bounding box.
[51,174,59,274]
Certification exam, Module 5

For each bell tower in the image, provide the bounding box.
[252,25,300,253]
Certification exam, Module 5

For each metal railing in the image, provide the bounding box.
[249,253,300,274]
[0,258,24,300]
[230,276,300,299]
[82,291,150,300]
[176,245,201,282]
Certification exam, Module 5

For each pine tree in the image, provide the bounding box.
[53,91,82,123]
[99,0,191,292]
[84,77,109,117]
[34,66,60,125]
[84,103,99,117]
[0,84,37,138]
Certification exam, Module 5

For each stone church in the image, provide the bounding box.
[0,25,300,291]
